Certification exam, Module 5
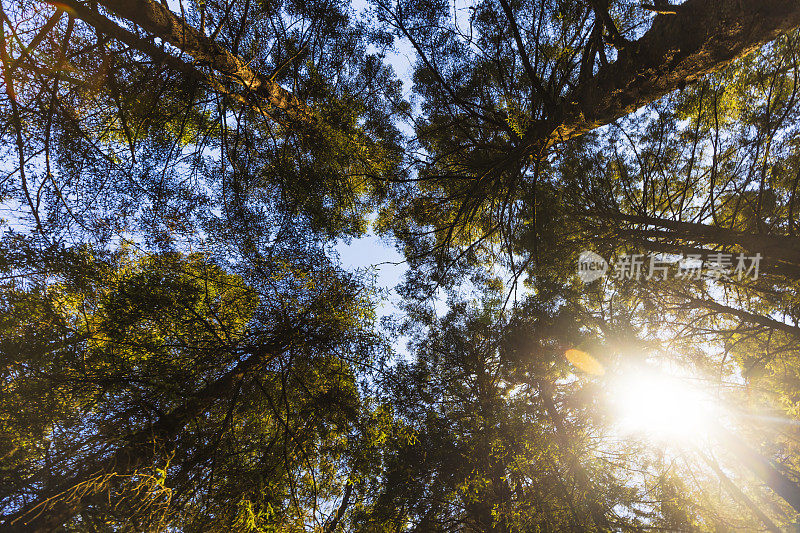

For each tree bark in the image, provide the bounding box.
[602,213,800,267]
[72,0,315,125]
[541,0,800,148]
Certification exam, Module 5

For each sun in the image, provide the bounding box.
[611,367,720,442]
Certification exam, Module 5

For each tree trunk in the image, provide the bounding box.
[545,0,800,147]
[600,212,800,267]
[70,0,314,125]
[536,379,612,530]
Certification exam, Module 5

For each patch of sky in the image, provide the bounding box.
[333,228,414,358]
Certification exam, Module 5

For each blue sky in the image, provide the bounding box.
[335,233,406,301]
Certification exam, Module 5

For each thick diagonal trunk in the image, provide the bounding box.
[69,0,314,125]
[540,0,800,147]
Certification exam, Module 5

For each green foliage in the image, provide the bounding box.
[2,0,800,530]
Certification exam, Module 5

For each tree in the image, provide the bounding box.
[381,0,800,279]
[0,237,386,531]
[0,3,407,525]
[358,279,793,530]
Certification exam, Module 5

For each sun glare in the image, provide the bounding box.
[612,368,720,442]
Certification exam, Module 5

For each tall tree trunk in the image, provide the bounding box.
[715,425,800,515]
[698,450,782,533]
[66,0,314,125]
[544,0,800,147]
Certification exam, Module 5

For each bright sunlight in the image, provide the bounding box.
[611,367,721,441]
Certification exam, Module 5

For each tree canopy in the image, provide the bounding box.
[2,0,800,530]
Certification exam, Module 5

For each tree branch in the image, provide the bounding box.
[57,0,288,125]
[496,0,556,113]
[1,334,292,532]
